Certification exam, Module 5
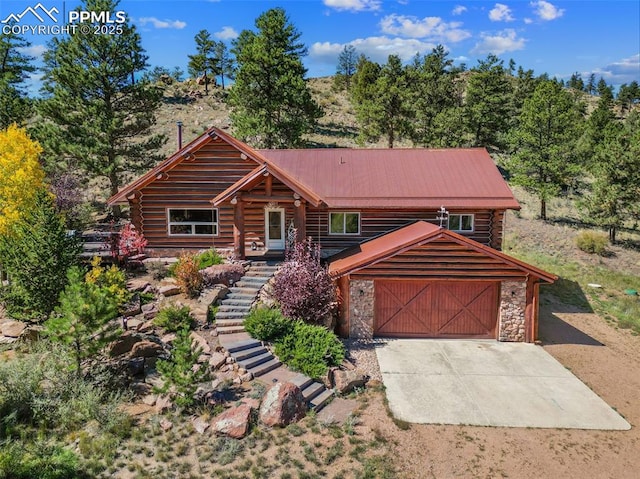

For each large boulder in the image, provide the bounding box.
[158,285,180,297]
[259,382,307,427]
[190,332,211,355]
[201,264,245,287]
[127,279,151,292]
[212,404,252,439]
[131,340,163,358]
[122,295,142,318]
[109,331,143,357]
[1,320,27,338]
[332,369,367,395]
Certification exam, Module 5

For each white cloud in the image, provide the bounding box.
[17,44,47,58]
[587,54,640,85]
[452,5,467,16]
[138,17,186,30]
[489,4,515,22]
[310,37,437,65]
[214,26,238,40]
[524,17,533,24]
[471,29,526,55]
[379,14,471,43]
[530,1,564,21]
[323,0,381,12]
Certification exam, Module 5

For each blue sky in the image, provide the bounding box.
[2,0,639,92]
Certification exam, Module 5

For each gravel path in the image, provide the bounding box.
[342,339,383,382]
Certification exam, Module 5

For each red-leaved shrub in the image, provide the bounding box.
[118,223,148,256]
[273,239,336,325]
[174,253,204,298]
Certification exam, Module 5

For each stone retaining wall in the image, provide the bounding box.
[349,280,374,339]
[498,280,527,341]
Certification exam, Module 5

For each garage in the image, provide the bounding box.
[374,280,499,338]
[330,221,556,342]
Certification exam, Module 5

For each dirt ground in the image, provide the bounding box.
[356,298,640,479]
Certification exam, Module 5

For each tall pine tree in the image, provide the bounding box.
[505,80,583,220]
[229,8,322,148]
[37,0,165,217]
[334,45,358,91]
[188,30,216,94]
[0,29,35,128]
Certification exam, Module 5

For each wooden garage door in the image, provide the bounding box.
[374,280,499,338]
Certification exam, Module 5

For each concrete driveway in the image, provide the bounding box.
[376,339,630,429]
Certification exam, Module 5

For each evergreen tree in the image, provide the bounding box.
[506,80,583,220]
[568,72,584,91]
[586,73,596,95]
[581,114,640,243]
[351,54,413,148]
[597,77,613,101]
[334,44,358,91]
[464,54,512,150]
[409,46,462,147]
[188,29,216,94]
[617,81,640,113]
[213,41,234,90]
[0,30,35,127]
[583,88,617,164]
[45,266,120,376]
[37,0,166,218]
[229,8,322,148]
[0,189,81,320]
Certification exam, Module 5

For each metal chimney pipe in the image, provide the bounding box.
[177,121,183,150]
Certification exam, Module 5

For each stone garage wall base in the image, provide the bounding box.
[498,280,527,342]
[349,280,374,339]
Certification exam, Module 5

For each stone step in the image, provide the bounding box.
[309,389,334,412]
[226,338,262,354]
[229,287,261,295]
[232,344,268,361]
[217,305,251,313]
[216,325,247,335]
[248,358,282,377]
[236,276,272,285]
[237,351,274,370]
[245,270,277,277]
[301,382,325,402]
[291,373,314,391]
[226,293,257,301]
[216,318,245,328]
[215,311,247,320]
[221,298,253,307]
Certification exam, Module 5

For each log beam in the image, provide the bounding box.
[233,198,245,259]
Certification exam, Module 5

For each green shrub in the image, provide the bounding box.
[244,307,293,341]
[576,231,608,255]
[154,305,195,332]
[195,249,224,269]
[146,261,168,281]
[0,440,84,479]
[274,321,345,379]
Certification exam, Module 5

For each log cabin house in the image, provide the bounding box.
[108,127,556,342]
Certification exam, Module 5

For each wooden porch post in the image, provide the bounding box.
[294,200,306,242]
[233,197,245,259]
[524,275,537,343]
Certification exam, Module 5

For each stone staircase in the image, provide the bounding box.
[216,261,334,411]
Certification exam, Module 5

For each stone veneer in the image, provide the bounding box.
[349,280,375,339]
[498,280,527,342]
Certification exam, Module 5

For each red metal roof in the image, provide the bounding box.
[328,221,557,283]
[258,148,520,210]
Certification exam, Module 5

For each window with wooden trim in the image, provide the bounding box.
[167,208,218,235]
[329,212,360,235]
[448,213,474,232]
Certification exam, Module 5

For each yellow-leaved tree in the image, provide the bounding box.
[0,124,45,236]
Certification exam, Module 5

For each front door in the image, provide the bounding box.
[265,208,285,250]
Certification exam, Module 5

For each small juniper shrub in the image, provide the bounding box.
[273,238,336,325]
[154,305,195,332]
[147,261,169,281]
[174,252,204,298]
[244,307,293,341]
[576,230,608,255]
[195,248,224,269]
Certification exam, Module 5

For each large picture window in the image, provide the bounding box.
[329,212,360,235]
[448,213,474,232]
[168,208,218,235]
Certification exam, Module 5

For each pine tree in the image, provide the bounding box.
[36,0,166,218]
[334,45,358,91]
[506,80,583,220]
[156,327,209,408]
[586,73,596,95]
[229,8,322,148]
[188,29,216,94]
[464,54,512,150]
[0,189,81,320]
[0,30,35,127]
[351,55,413,148]
[45,266,120,376]
[568,72,584,91]
[581,114,640,243]
[213,41,234,90]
